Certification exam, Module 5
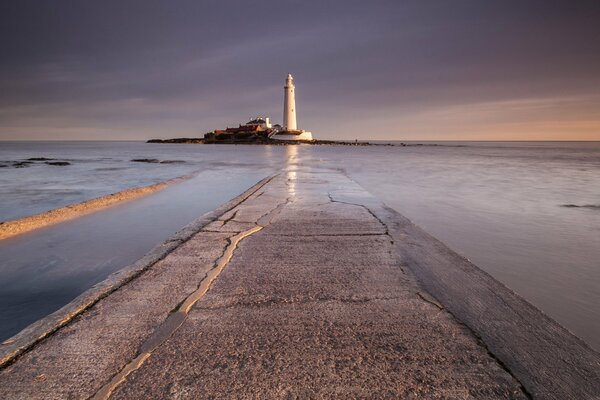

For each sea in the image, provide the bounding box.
[0,141,599,351]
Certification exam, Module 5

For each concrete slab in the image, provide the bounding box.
[108,171,526,399]
[1,168,598,399]
[0,231,232,399]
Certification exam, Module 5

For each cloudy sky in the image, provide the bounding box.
[1,0,599,141]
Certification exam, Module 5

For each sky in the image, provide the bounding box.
[0,0,599,141]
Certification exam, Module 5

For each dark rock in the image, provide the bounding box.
[147,136,424,147]
[12,161,33,168]
[131,159,160,163]
[561,204,600,210]
[45,161,71,166]
[147,138,204,144]
[27,157,54,161]
[159,160,186,164]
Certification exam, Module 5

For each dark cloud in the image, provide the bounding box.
[1,0,599,140]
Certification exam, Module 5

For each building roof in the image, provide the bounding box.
[247,119,265,125]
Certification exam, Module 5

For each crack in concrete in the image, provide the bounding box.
[450,314,534,400]
[0,237,189,368]
[0,176,277,371]
[221,210,239,225]
[256,198,291,226]
[416,292,444,310]
[327,192,390,238]
[327,189,532,398]
[91,226,262,400]
[91,187,291,400]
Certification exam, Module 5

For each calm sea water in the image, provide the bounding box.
[0,141,599,351]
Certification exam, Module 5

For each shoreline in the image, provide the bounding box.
[0,173,197,241]
[0,176,275,366]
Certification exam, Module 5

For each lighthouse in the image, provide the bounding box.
[283,73,297,131]
[273,73,313,141]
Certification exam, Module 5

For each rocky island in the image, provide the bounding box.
[148,74,366,146]
[147,136,380,146]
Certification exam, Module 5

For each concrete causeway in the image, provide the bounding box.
[0,168,598,399]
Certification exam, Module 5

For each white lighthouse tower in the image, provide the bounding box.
[283,73,297,131]
[273,73,313,141]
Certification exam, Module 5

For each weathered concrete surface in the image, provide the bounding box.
[0,168,598,399]
[106,171,527,399]
[0,177,275,393]
[380,207,600,400]
[326,182,600,400]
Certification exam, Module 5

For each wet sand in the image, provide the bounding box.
[0,173,195,240]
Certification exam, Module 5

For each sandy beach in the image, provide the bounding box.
[0,173,195,241]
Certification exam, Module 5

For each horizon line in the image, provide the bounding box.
[1,139,599,143]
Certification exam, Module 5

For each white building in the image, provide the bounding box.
[283,74,297,130]
[246,117,272,130]
[272,73,313,141]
